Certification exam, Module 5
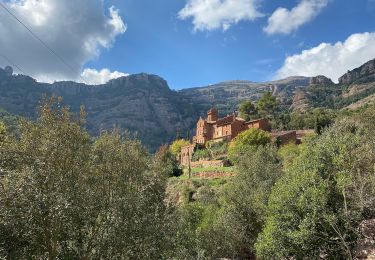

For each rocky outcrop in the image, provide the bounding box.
[310,75,334,86]
[339,59,375,85]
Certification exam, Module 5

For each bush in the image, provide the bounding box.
[206,140,228,159]
[256,116,375,259]
[192,148,211,161]
[228,128,271,163]
[170,139,190,156]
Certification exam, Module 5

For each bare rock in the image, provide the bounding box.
[310,75,334,86]
[339,59,375,85]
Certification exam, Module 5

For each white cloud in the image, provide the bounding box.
[0,0,126,82]
[264,0,328,35]
[178,0,263,32]
[276,32,375,82]
[81,68,129,85]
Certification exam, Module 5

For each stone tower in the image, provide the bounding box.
[207,108,218,122]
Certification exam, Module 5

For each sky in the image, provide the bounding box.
[0,0,375,89]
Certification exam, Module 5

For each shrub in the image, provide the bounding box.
[228,128,271,163]
[192,148,211,161]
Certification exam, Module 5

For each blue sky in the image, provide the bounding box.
[1,0,375,89]
[87,0,375,89]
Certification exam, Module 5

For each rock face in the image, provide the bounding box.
[339,59,375,85]
[0,68,197,151]
[1,58,375,149]
[310,75,334,86]
[180,76,311,114]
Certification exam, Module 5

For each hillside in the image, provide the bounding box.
[179,76,311,115]
[290,59,375,111]
[1,59,374,150]
[0,69,198,150]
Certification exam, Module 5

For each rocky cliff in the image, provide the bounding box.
[339,59,375,85]
[1,58,375,150]
[309,75,334,86]
[0,69,197,150]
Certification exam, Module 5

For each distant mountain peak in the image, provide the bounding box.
[339,58,375,85]
[309,75,334,86]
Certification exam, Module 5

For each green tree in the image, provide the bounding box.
[155,144,182,177]
[239,100,258,121]
[0,97,93,259]
[90,131,171,259]
[0,122,6,144]
[256,116,375,259]
[0,97,172,259]
[170,139,190,156]
[257,92,278,118]
[313,108,335,134]
[220,145,283,258]
[228,128,271,163]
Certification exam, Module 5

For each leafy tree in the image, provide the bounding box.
[239,100,258,121]
[0,97,172,259]
[0,122,6,144]
[257,92,278,117]
[0,97,93,259]
[220,145,283,257]
[90,131,171,259]
[0,109,19,136]
[313,108,335,134]
[170,139,190,156]
[228,128,271,163]
[256,116,375,259]
[155,145,182,177]
[278,142,303,169]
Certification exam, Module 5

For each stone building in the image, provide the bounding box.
[180,108,271,166]
[192,108,271,144]
[179,108,312,167]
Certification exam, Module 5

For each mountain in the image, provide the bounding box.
[0,70,198,150]
[289,59,375,111]
[1,59,375,150]
[339,59,375,85]
[179,76,311,115]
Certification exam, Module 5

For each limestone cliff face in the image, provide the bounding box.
[1,58,375,149]
[0,69,197,150]
[339,59,375,85]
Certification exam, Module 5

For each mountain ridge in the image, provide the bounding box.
[1,58,375,150]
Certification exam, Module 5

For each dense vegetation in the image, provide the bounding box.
[0,97,374,259]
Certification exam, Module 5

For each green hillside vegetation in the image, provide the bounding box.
[1,96,374,258]
[0,108,20,136]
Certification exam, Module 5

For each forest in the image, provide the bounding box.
[0,97,374,259]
